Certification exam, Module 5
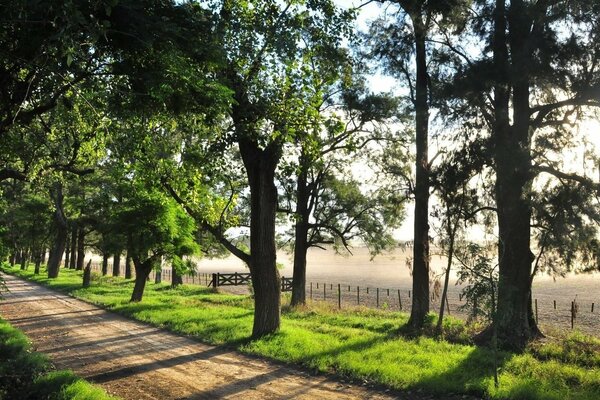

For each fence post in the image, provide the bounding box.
[212,273,218,288]
[357,286,360,305]
[324,283,326,300]
[408,290,411,298]
[387,288,390,296]
[348,285,350,292]
[376,288,380,308]
[310,282,313,300]
[553,300,556,310]
[571,301,575,329]
[366,287,369,294]
[338,284,341,309]
[398,289,402,310]
[535,299,538,324]
[592,303,595,313]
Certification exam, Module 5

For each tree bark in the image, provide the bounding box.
[490,0,540,349]
[125,252,132,279]
[171,267,183,288]
[101,253,109,276]
[239,138,282,338]
[64,231,71,268]
[47,184,68,278]
[130,261,152,302]
[83,259,92,288]
[113,252,121,277]
[291,158,310,307]
[20,249,28,270]
[407,13,431,331]
[76,226,85,271]
[436,217,457,334]
[69,225,77,269]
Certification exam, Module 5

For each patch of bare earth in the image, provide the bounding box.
[0,274,478,400]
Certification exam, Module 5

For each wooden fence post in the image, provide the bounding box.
[376,288,380,308]
[212,273,218,288]
[592,303,595,313]
[310,282,313,300]
[338,284,341,309]
[571,301,575,329]
[408,290,411,298]
[357,286,360,305]
[553,300,556,310]
[535,299,538,324]
[398,289,402,310]
[324,283,326,300]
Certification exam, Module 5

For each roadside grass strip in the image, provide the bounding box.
[3,265,600,400]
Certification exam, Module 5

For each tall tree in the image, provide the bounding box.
[369,0,466,330]
[445,0,600,348]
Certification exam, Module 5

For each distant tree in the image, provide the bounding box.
[115,190,199,302]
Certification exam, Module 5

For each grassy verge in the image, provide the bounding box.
[0,315,120,400]
[3,264,600,400]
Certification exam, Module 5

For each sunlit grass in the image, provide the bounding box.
[3,264,600,400]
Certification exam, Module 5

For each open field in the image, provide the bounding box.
[3,265,600,400]
[193,247,600,336]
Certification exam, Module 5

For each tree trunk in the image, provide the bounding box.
[47,184,68,278]
[101,253,109,276]
[64,231,71,268]
[436,217,457,334]
[407,15,430,331]
[20,249,28,270]
[34,248,41,274]
[154,269,162,284]
[69,225,77,269]
[76,226,85,271]
[9,252,15,266]
[130,261,152,302]
[239,139,282,338]
[490,0,540,350]
[40,249,46,265]
[171,267,183,288]
[291,158,310,307]
[125,253,132,279]
[82,259,92,288]
[113,252,121,277]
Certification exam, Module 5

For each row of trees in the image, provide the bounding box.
[1,0,599,349]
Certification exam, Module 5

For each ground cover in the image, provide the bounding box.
[0,314,120,400]
[2,264,600,400]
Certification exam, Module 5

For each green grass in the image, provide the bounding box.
[3,264,600,400]
[0,313,120,400]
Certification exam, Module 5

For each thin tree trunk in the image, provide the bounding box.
[20,249,28,270]
[125,252,132,279]
[436,217,457,334]
[239,139,282,338]
[291,159,310,307]
[113,252,121,277]
[69,225,77,269]
[48,184,68,278]
[40,249,46,265]
[76,226,85,271]
[408,15,430,331]
[101,253,109,276]
[64,231,71,268]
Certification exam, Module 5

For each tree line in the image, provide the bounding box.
[0,0,599,350]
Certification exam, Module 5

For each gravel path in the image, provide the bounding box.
[0,273,423,400]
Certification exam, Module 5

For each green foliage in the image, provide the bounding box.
[0,316,119,400]
[454,242,498,322]
[115,189,199,267]
[6,265,600,400]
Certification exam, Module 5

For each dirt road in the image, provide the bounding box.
[0,274,407,400]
